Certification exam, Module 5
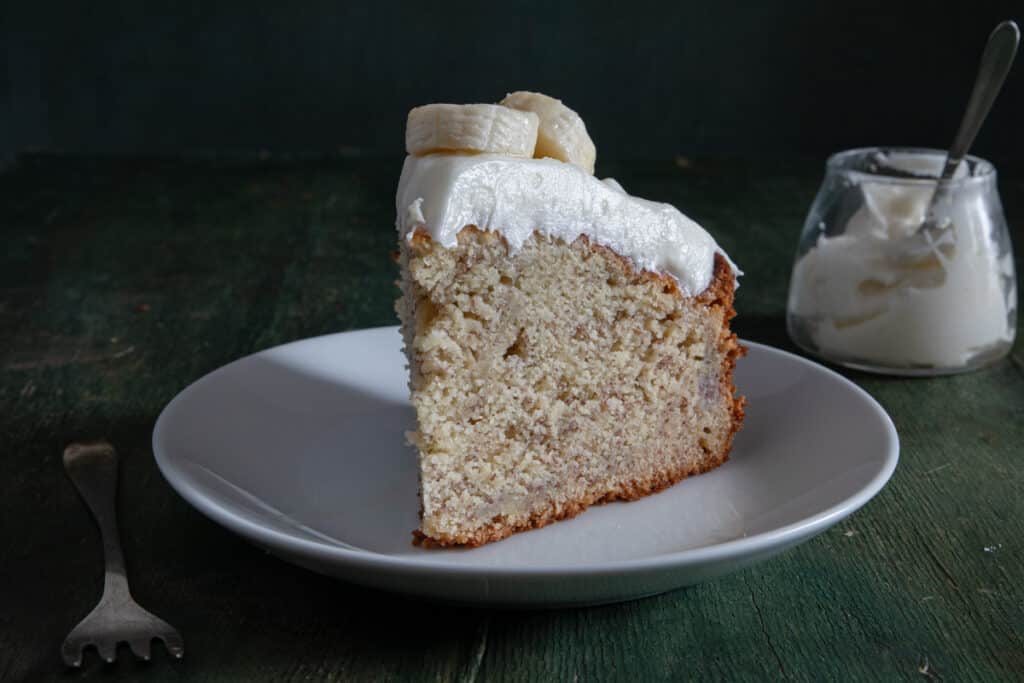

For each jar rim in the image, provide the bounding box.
[825,147,996,186]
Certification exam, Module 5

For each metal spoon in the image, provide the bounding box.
[922,20,1019,232]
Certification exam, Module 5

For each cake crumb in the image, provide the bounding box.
[917,657,939,679]
[399,229,743,546]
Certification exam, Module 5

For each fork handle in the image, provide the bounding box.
[63,441,131,597]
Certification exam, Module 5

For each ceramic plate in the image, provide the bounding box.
[153,326,898,607]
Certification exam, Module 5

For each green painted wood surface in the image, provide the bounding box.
[1,156,1022,682]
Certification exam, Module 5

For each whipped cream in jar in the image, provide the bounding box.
[787,147,1017,375]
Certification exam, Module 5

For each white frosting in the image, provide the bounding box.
[790,154,1014,367]
[396,153,734,296]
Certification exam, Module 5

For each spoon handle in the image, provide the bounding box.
[941,20,1020,180]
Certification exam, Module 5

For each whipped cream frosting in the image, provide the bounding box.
[789,153,1015,367]
[396,153,734,296]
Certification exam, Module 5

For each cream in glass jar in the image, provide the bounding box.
[787,147,1016,375]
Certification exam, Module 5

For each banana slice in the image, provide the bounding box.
[500,91,596,174]
[406,103,539,158]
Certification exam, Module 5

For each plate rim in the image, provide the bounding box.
[153,326,899,578]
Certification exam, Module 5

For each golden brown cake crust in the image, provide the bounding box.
[413,443,732,548]
[408,240,746,549]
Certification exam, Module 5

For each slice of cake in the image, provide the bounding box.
[395,92,744,547]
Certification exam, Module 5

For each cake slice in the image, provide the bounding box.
[395,93,744,547]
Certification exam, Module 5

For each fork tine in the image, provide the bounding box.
[159,631,185,659]
[61,637,85,667]
[128,636,152,661]
[96,639,118,663]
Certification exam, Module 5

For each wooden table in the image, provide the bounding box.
[2,156,1022,681]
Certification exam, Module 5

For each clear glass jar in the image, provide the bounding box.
[787,147,1017,376]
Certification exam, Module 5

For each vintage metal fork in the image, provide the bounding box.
[61,441,184,666]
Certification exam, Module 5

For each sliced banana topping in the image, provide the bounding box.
[500,91,596,174]
[405,103,539,158]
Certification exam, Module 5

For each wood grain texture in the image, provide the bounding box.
[0,156,1021,682]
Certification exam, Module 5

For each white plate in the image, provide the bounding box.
[153,326,898,607]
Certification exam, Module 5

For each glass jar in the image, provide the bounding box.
[787,147,1017,376]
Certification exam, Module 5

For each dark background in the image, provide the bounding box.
[2,1,1023,168]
